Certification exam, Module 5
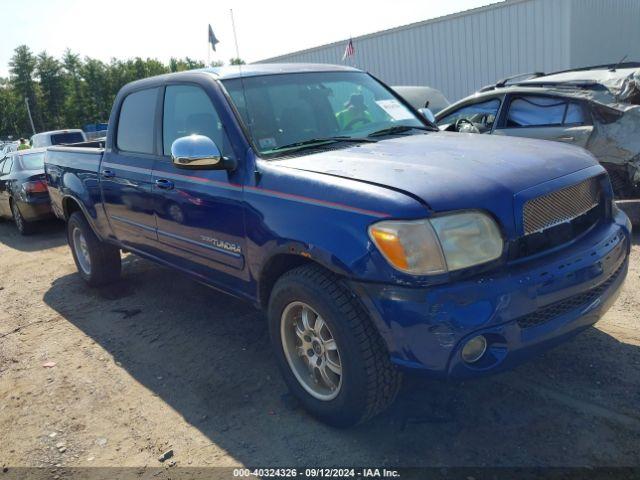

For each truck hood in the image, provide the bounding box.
[272,132,599,235]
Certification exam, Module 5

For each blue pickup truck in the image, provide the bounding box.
[45,64,631,427]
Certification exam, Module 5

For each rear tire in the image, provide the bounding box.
[11,200,34,235]
[268,264,402,427]
[67,211,121,287]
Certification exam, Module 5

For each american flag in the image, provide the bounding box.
[342,38,355,61]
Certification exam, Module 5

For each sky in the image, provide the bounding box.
[0,0,498,77]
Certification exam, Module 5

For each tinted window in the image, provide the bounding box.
[20,152,45,170]
[506,96,586,127]
[117,88,159,154]
[50,132,85,145]
[163,85,230,156]
[437,99,501,132]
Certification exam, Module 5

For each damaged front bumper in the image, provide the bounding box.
[350,209,631,378]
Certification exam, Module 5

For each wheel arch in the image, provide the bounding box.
[61,195,105,241]
[258,253,315,308]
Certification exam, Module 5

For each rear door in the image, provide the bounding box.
[150,83,247,282]
[101,87,161,250]
[493,94,593,147]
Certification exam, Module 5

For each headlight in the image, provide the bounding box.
[368,212,503,275]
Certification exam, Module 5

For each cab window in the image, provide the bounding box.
[162,85,231,157]
[117,88,159,154]
[437,98,501,133]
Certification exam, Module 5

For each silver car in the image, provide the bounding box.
[435,63,640,198]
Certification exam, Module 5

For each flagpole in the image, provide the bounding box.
[230,9,241,61]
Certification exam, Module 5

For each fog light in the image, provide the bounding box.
[461,335,487,363]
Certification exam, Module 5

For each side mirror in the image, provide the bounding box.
[171,135,234,170]
[418,107,436,124]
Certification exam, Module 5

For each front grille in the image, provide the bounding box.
[523,177,600,235]
[508,201,603,260]
[516,261,625,329]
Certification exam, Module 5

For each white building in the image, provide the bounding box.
[259,0,640,101]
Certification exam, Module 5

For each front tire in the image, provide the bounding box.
[67,212,121,287]
[268,264,401,427]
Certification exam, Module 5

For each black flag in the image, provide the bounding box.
[208,24,219,51]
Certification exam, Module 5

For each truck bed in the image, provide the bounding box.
[44,144,105,220]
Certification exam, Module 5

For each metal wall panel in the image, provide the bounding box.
[259,0,638,102]
[569,0,640,68]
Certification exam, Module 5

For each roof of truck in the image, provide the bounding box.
[119,63,363,98]
[201,63,360,80]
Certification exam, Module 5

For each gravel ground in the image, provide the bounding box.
[0,219,639,469]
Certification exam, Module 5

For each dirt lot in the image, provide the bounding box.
[0,220,639,469]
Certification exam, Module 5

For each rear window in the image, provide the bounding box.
[117,88,159,154]
[50,132,85,145]
[20,152,45,170]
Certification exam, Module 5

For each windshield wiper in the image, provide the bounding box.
[269,136,377,152]
[367,125,433,137]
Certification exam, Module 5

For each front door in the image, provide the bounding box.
[493,95,593,148]
[101,87,160,251]
[150,83,248,287]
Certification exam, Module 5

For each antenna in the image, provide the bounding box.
[610,54,628,72]
[228,9,256,182]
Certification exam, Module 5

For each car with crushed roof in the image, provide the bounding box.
[435,62,640,199]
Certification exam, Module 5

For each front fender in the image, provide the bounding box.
[245,161,428,285]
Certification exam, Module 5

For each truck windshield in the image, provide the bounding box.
[222,71,427,156]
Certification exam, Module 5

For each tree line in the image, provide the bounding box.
[0,45,245,140]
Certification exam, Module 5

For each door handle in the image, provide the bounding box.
[101,169,116,178]
[555,136,575,142]
[155,179,174,190]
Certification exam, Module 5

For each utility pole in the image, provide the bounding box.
[24,97,36,135]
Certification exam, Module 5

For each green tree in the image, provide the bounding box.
[9,45,41,133]
[36,51,65,130]
[0,48,228,138]
[0,81,26,138]
[229,57,246,65]
[61,49,84,128]
[80,58,111,122]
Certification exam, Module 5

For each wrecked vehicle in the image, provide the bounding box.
[435,63,640,198]
[45,64,631,427]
